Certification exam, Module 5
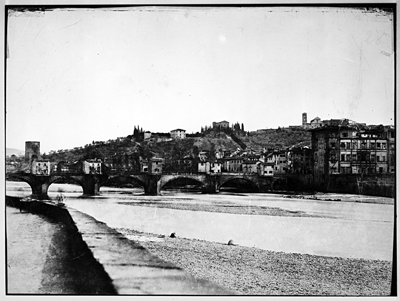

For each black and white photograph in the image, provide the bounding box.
[5,3,395,296]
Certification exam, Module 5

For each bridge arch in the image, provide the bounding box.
[102,175,147,192]
[272,178,287,191]
[48,176,85,196]
[159,176,205,192]
[158,174,207,192]
[6,175,34,196]
[6,174,34,187]
[219,176,260,192]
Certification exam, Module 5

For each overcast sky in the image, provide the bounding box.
[6,6,394,153]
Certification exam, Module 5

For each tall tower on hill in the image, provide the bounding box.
[302,113,307,127]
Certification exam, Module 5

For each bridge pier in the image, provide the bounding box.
[144,174,162,195]
[202,175,219,194]
[31,180,50,200]
[82,175,101,196]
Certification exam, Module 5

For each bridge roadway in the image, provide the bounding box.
[6,172,286,199]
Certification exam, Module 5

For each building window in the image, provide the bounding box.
[341,154,345,161]
[382,143,387,149]
[346,142,351,149]
[342,132,348,138]
[383,156,386,162]
[371,154,376,162]
[371,142,376,149]
[340,142,345,149]
[377,142,381,148]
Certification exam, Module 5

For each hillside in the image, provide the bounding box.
[243,128,311,151]
[6,148,24,157]
[11,127,311,170]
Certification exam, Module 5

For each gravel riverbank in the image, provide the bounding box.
[116,228,392,296]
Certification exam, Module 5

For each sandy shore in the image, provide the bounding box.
[114,193,393,295]
[116,228,392,296]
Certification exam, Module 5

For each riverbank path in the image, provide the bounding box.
[6,206,77,294]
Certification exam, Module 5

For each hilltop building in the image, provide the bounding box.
[301,113,323,129]
[144,131,152,140]
[170,129,186,139]
[213,121,230,129]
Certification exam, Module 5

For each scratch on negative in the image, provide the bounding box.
[61,19,82,30]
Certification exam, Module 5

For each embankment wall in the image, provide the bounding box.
[6,196,117,294]
[6,196,232,295]
[280,174,394,198]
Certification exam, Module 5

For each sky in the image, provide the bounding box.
[6,6,395,153]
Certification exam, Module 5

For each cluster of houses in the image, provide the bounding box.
[28,159,105,176]
[135,144,312,176]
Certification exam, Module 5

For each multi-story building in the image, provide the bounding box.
[242,159,258,174]
[170,129,186,139]
[148,158,164,174]
[287,146,312,174]
[274,151,288,174]
[256,161,274,176]
[385,125,395,173]
[310,119,394,177]
[222,156,243,173]
[212,121,230,129]
[83,159,102,174]
[198,160,222,174]
[32,160,50,175]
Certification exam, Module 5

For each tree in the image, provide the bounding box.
[209,142,216,160]
[192,145,199,158]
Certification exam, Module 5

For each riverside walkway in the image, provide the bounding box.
[6,198,231,295]
[6,206,79,294]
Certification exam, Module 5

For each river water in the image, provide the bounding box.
[6,181,394,261]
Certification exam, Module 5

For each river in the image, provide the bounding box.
[6,181,394,261]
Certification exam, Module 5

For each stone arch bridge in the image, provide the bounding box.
[6,172,287,199]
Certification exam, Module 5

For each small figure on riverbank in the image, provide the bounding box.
[170,232,176,238]
[227,239,236,246]
[56,193,65,207]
